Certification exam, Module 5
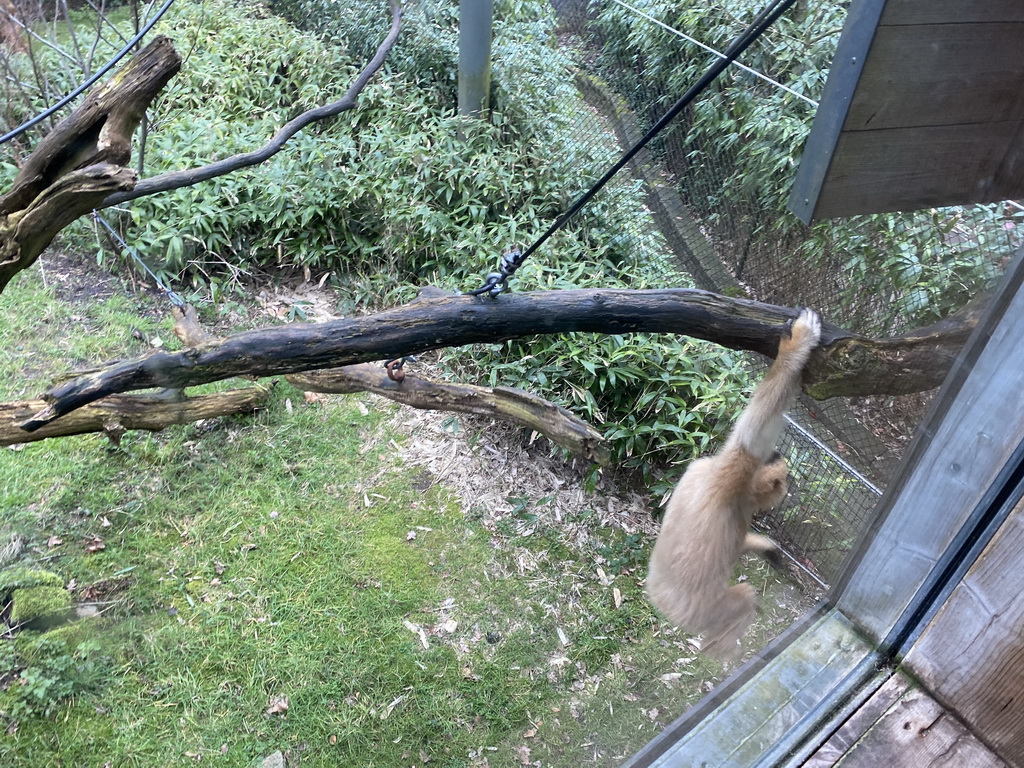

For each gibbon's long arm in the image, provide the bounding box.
[724,309,821,461]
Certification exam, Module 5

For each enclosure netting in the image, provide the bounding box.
[544,0,1021,585]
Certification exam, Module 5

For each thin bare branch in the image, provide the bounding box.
[99,0,404,207]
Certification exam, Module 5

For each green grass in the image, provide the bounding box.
[0,266,810,766]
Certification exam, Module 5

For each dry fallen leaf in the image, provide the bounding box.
[85,536,105,553]
[380,693,407,719]
[266,696,289,716]
[403,620,429,649]
[523,727,537,739]
[99,516,112,528]
[47,536,63,549]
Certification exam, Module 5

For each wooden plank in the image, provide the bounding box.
[844,24,1024,131]
[802,674,908,766]
[811,121,1023,218]
[836,256,1024,642]
[803,673,1006,767]
[879,1,1024,26]
[906,500,1024,765]
[644,613,871,767]
[833,687,1005,767]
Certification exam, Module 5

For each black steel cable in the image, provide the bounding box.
[0,0,176,146]
[467,0,800,296]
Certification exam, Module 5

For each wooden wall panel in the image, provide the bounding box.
[906,501,1024,765]
[844,24,1024,131]
[879,1,1024,26]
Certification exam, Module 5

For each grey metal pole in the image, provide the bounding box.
[458,0,494,117]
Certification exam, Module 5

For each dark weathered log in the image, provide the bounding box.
[19,289,824,429]
[287,365,611,464]
[1,386,272,446]
[17,287,976,432]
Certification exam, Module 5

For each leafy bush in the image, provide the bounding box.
[105,0,617,297]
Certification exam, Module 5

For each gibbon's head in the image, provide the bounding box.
[751,452,789,511]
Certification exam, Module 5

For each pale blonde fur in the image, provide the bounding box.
[646,308,821,658]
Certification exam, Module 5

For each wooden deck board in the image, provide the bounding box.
[802,672,1006,767]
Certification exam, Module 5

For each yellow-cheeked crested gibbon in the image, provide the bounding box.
[646,308,821,658]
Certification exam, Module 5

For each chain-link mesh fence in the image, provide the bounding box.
[539,0,1022,585]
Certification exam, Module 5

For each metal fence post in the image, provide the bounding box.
[458,0,494,117]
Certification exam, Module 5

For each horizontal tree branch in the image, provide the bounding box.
[1,386,272,446]
[287,365,611,464]
[18,287,976,433]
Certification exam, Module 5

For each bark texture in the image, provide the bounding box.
[0,386,271,446]
[288,365,610,464]
[18,288,975,433]
[0,36,180,293]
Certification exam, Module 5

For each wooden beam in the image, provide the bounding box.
[811,121,1024,218]
[803,673,1006,767]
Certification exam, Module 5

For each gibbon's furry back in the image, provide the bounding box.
[646,308,821,658]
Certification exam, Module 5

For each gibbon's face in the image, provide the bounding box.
[751,454,789,511]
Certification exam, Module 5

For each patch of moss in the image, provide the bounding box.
[0,566,63,596]
[10,585,72,627]
[15,621,106,666]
